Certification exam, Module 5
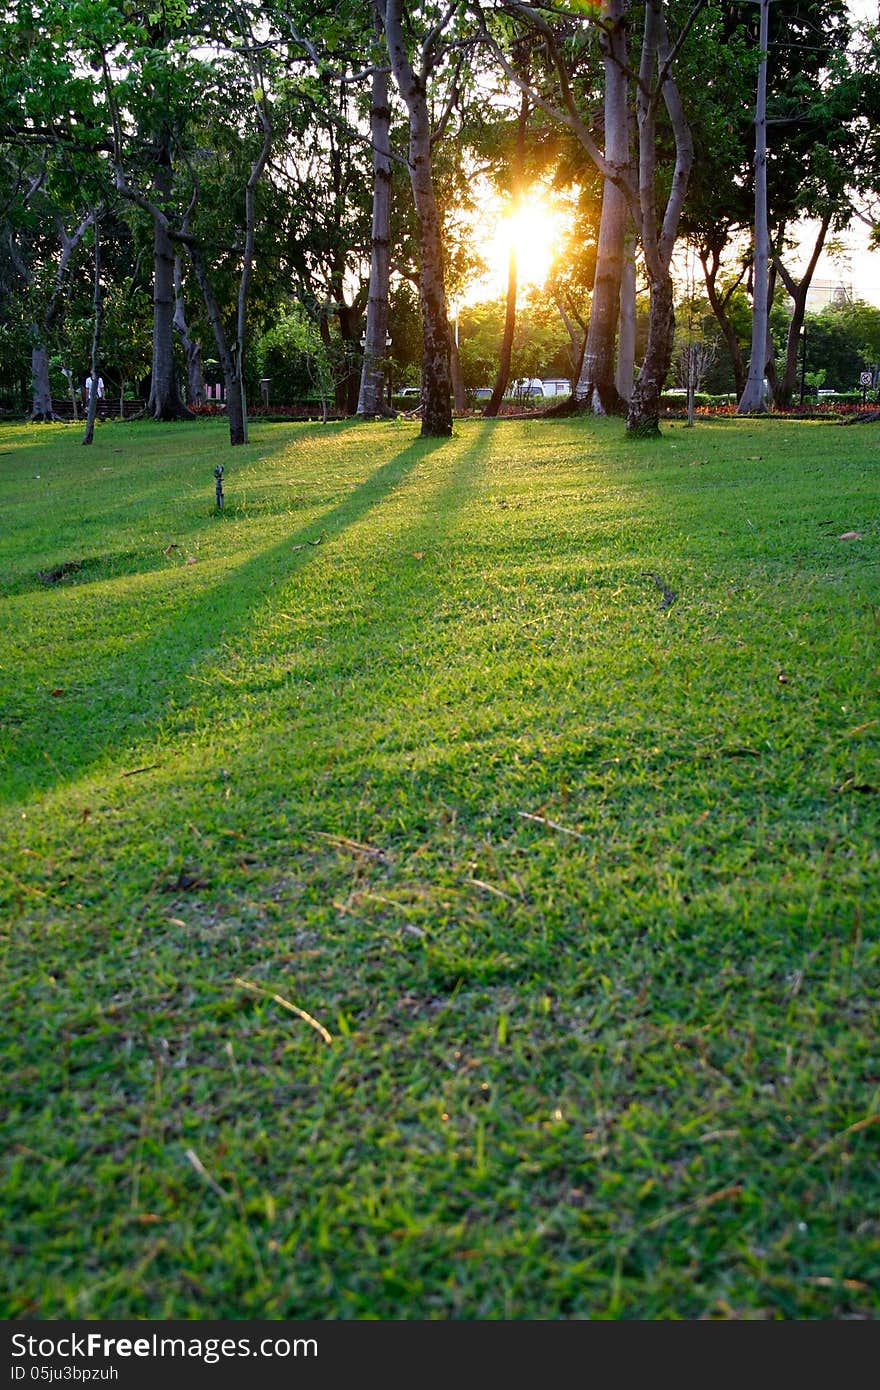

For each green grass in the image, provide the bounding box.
[1,412,878,1320]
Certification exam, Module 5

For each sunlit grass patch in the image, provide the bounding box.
[1,414,878,1319]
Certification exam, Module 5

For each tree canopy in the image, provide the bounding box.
[2,0,879,439]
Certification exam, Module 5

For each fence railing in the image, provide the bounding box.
[48,398,146,420]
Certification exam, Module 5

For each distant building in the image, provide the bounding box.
[805,279,853,312]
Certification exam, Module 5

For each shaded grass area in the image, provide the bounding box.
[1,414,878,1319]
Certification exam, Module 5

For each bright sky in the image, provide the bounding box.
[460,185,568,306]
[791,219,880,308]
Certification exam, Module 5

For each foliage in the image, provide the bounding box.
[456,295,572,390]
[817,298,880,362]
[252,305,335,404]
[799,311,872,391]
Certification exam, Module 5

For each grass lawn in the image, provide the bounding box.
[1,412,877,1320]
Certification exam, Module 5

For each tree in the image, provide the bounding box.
[101,1,276,444]
[737,0,772,412]
[81,210,103,445]
[800,305,873,390]
[734,0,858,410]
[0,36,106,421]
[379,0,462,437]
[483,84,530,417]
[358,7,396,418]
[574,0,631,415]
[254,304,335,408]
[477,0,703,437]
[823,297,880,361]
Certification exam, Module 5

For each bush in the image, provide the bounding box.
[660,391,713,409]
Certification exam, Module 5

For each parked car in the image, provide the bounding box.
[397,386,420,398]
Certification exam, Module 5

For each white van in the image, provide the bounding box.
[511,377,544,397]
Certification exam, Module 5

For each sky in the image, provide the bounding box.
[791,220,880,308]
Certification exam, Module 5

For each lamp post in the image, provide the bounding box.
[799,324,807,405]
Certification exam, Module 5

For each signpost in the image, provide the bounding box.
[860,371,872,404]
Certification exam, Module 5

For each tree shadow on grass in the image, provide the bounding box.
[225,422,496,797]
[3,435,452,807]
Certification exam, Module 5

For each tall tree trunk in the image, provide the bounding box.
[484,88,529,418]
[382,0,453,437]
[554,295,586,387]
[336,301,363,414]
[188,245,246,446]
[699,241,747,398]
[627,271,675,436]
[763,257,780,401]
[449,313,467,411]
[738,0,771,413]
[625,0,693,438]
[173,253,205,407]
[82,218,102,446]
[30,345,54,421]
[357,20,394,420]
[772,214,831,407]
[17,212,94,422]
[615,221,637,401]
[576,0,630,415]
[147,156,192,421]
[484,246,518,417]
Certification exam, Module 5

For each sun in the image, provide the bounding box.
[484,197,565,292]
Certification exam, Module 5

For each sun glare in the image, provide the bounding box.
[481,198,566,296]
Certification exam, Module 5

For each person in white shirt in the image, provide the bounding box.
[84,374,105,402]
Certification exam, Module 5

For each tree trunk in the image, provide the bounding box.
[336,301,363,414]
[188,244,245,445]
[484,246,518,417]
[700,242,747,398]
[82,219,102,446]
[625,0,693,438]
[450,312,467,411]
[772,215,831,407]
[484,89,529,418]
[22,212,94,422]
[382,0,453,437]
[357,21,394,420]
[576,0,630,415]
[626,271,675,436]
[615,223,637,401]
[225,376,246,446]
[147,158,193,421]
[738,0,771,414]
[173,254,205,407]
[30,345,55,421]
